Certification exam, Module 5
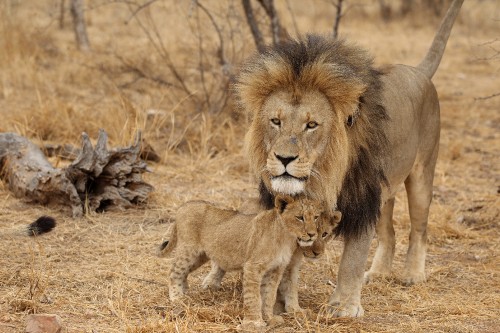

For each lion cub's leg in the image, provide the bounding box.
[403,163,436,285]
[261,266,286,328]
[276,248,304,314]
[237,263,268,330]
[364,197,396,283]
[169,248,206,301]
[202,261,226,290]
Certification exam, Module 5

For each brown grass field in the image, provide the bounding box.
[0,0,498,332]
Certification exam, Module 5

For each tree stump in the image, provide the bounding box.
[0,130,153,217]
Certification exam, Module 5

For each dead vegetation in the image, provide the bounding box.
[0,0,498,332]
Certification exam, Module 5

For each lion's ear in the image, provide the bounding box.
[274,195,294,214]
[331,211,342,224]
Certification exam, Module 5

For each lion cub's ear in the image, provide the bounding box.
[331,211,342,224]
[274,195,294,214]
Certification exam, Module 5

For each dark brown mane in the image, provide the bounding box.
[335,64,389,239]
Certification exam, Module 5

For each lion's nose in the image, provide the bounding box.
[275,154,298,167]
[307,232,316,238]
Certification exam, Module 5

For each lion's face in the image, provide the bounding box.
[248,89,350,205]
[276,195,323,247]
[261,90,333,195]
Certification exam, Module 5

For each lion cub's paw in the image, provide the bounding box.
[363,270,390,284]
[236,320,267,332]
[272,300,286,315]
[284,305,311,318]
[327,302,364,318]
[201,277,221,290]
[266,315,284,328]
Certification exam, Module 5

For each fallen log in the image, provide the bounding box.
[0,130,153,217]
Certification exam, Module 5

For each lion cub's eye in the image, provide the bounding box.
[322,232,329,239]
[296,216,304,222]
[314,215,320,221]
[271,118,281,126]
[306,121,318,130]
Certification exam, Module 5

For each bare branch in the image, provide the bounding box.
[474,92,500,101]
[193,3,211,110]
[256,0,284,44]
[113,54,177,88]
[125,0,158,24]
[70,0,91,52]
[242,0,266,52]
[284,0,300,37]
[59,0,66,29]
[125,2,196,99]
[378,0,392,21]
[331,0,345,39]
[195,1,228,69]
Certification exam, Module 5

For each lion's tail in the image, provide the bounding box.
[27,216,56,236]
[157,223,177,257]
[417,0,464,79]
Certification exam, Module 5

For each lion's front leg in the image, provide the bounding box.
[329,226,374,317]
[364,197,396,283]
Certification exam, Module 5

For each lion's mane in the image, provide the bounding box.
[237,35,389,239]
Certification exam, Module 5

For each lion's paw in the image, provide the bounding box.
[328,301,364,318]
[236,320,267,332]
[402,271,426,286]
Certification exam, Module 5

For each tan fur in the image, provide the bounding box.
[235,0,464,318]
[159,197,323,330]
[276,211,342,314]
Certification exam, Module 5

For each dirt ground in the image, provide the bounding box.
[0,1,498,332]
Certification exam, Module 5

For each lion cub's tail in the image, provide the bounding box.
[417,0,464,79]
[157,223,177,257]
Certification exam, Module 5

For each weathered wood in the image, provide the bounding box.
[0,133,83,217]
[64,130,154,212]
[0,130,153,217]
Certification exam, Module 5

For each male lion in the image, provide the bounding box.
[235,0,464,317]
[159,196,323,330]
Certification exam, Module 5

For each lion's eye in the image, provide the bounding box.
[296,216,304,222]
[271,118,281,126]
[322,232,329,238]
[306,121,318,130]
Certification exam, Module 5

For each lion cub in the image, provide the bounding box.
[159,195,323,330]
[202,210,342,315]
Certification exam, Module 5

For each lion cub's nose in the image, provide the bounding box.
[275,154,298,167]
[307,232,316,238]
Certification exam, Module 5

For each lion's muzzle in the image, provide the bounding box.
[270,175,306,195]
[268,153,309,195]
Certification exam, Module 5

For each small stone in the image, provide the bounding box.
[25,314,63,333]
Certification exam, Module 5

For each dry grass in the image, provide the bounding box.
[0,0,499,332]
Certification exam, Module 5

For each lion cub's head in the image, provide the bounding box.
[302,211,342,259]
[274,195,323,247]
